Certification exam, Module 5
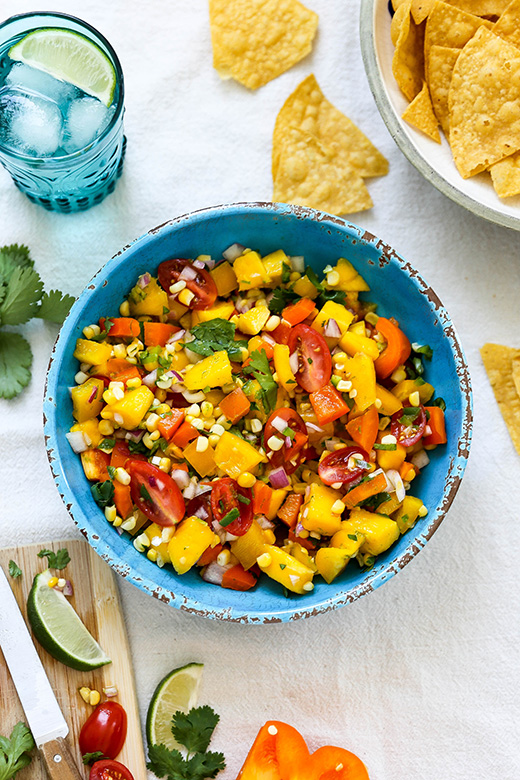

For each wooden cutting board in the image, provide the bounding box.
[0,539,147,779]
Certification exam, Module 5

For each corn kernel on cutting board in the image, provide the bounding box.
[0,539,147,779]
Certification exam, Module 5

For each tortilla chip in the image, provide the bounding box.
[512,356,520,398]
[392,4,425,101]
[481,343,520,455]
[392,0,409,9]
[449,27,520,178]
[273,130,373,216]
[494,0,520,49]
[209,0,318,90]
[446,0,510,15]
[490,152,520,197]
[272,75,388,180]
[428,45,460,134]
[392,1,412,46]
[411,0,436,24]
[424,1,492,79]
[402,81,441,141]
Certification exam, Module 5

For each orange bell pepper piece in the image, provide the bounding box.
[270,321,291,345]
[309,384,350,425]
[277,492,303,528]
[236,721,369,780]
[171,420,199,448]
[423,406,447,445]
[253,481,274,516]
[346,404,379,452]
[196,543,223,567]
[373,317,411,379]
[100,317,141,338]
[342,471,387,510]
[97,358,142,384]
[156,409,185,442]
[143,321,180,347]
[219,387,251,424]
[287,529,316,550]
[399,461,416,482]
[113,481,133,519]
[282,298,316,326]
[244,335,274,364]
[221,563,257,591]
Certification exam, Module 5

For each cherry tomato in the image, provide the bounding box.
[391,405,427,447]
[263,408,308,475]
[79,702,127,760]
[318,445,370,486]
[211,478,253,536]
[158,258,217,310]
[167,391,190,408]
[287,324,332,393]
[186,490,212,522]
[127,460,185,527]
[89,760,134,780]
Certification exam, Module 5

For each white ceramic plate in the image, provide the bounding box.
[360,0,520,231]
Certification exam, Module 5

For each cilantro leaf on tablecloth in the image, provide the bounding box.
[0,245,33,284]
[244,349,277,414]
[0,265,43,326]
[0,722,34,780]
[0,332,33,399]
[172,706,220,754]
[36,289,75,324]
[188,319,246,362]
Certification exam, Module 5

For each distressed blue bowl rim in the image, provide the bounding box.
[43,202,473,623]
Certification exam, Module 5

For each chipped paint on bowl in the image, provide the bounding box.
[43,202,472,623]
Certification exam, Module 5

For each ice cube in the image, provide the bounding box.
[0,88,62,156]
[62,96,113,153]
[5,62,77,104]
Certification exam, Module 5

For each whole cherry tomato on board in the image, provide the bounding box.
[158,258,217,310]
[211,477,253,536]
[79,701,127,760]
[263,408,308,475]
[287,324,332,393]
[127,460,185,527]
[318,445,370,487]
[89,759,134,780]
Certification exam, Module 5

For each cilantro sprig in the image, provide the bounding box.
[0,722,34,780]
[8,560,22,579]
[37,547,71,570]
[188,319,247,362]
[243,349,278,414]
[0,244,74,399]
[147,706,225,780]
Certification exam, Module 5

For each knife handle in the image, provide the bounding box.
[40,738,84,780]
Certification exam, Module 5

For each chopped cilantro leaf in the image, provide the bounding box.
[37,548,70,570]
[431,397,446,411]
[189,319,246,362]
[8,560,22,579]
[244,349,277,414]
[268,286,299,315]
[140,484,153,503]
[304,265,347,308]
[220,508,240,527]
[0,721,34,779]
[98,438,116,452]
[82,751,109,765]
[281,262,292,283]
[91,480,115,508]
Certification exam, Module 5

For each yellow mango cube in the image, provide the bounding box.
[392,379,434,404]
[73,339,112,366]
[339,331,379,361]
[261,249,288,285]
[234,250,270,291]
[292,274,319,299]
[376,443,406,471]
[257,544,314,594]
[183,350,232,391]
[168,516,219,574]
[192,301,235,324]
[376,383,403,415]
[329,258,370,292]
[375,493,403,515]
[237,306,270,335]
[71,378,105,422]
[69,418,102,448]
[100,385,154,429]
[344,352,376,411]
[282,542,318,572]
[330,530,364,556]
[210,261,238,297]
[273,344,297,391]
[393,496,424,533]
[315,547,352,584]
[144,523,171,564]
[129,277,168,317]
[183,438,217,477]
[266,488,289,521]
[231,519,267,570]
[169,349,190,372]
[214,431,263,478]
[312,301,354,338]
[300,482,343,536]
[168,298,188,321]
[341,508,399,556]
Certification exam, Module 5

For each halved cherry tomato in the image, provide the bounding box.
[90,760,134,780]
[263,408,308,475]
[158,258,217,310]
[79,702,127,760]
[211,478,253,536]
[127,460,185,527]
[186,491,213,522]
[287,324,331,393]
[391,405,427,447]
[318,445,370,486]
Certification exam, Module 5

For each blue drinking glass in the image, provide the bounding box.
[0,12,125,212]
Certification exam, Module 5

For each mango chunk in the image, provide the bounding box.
[340,330,379,361]
[183,438,217,477]
[341,508,399,556]
[231,520,268,570]
[300,482,343,536]
[328,257,369,292]
[129,276,168,317]
[168,516,219,575]
[71,378,104,422]
[315,547,352,584]
[183,350,232,391]
[393,495,424,534]
[100,385,154,429]
[292,274,319,299]
[214,431,263,478]
[237,305,270,335]
[257,544,314,594]
[210,261,238,297]
[273,344,297,391]
[375,383,403,415]
[234,250,270,291]
[261,249,288,285]
[191,301,235,325]
[73,339,112,366]
[312,301,354,338]
[343,352,376,411]
[391,379,434,404]
[143,523,171,564]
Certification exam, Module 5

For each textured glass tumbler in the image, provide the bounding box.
[0,12,125,212]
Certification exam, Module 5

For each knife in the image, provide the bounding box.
[0,565,83,780]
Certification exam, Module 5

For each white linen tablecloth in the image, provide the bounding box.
[0,1,519,778]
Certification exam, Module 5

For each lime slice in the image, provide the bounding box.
[27,569,111,671]
[146,663,204,750]
[9,28,116,106]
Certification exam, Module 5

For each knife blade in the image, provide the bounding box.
[0,565,68,745]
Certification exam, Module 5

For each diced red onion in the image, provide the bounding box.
[180,265,198,281]
[103,685,118,698]
[125,429,144,443]
[256,515,275,530]
[88,386,98,403]
[62,580,74,597]
[235,298,253,314]
[181,389,206,402]
[268,466,290,489]
[411,449,429,469]
[324,318,341,338]
[294,521,305,537]
[171,370,184,382]
[270,416,288,434]
[166,329,185,343]
[325,439,339,451]
[290,256,305,273]
[183,481,197,500]
[142,369,157,387]
[202,561,233,585]
[285,436,292,448]
[193,259,206,270]
[289,351,299,374]
[212,521,227,544]
[225,531,239,542]
[305,422,323,433]
[386,469,406,501]
[171,469,190,489]
[184,347,204,364]
[138,273,151,288]
[115,526,124,535]
[222,243,245,262]
[65,431,89,453]
[262,333,276,346]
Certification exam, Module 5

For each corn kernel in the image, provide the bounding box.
[186,403,201,417]
[375,398,382,409]
[302,581,314,592]
[119,300,130,317]
[418,505,428,517]
[113,343,127,359]
[47,577,59,588]
[146,412,160,432]
[217,549,231,566]
[74,370,90,384]
[336,379,352,392]
[391,366,407,384]
[196,436,209,453]
[201,401,214,417]
[257,552,272,568]
[331,500,345,515]
[191,418,205,431]
[289,271,301,281]
[57,578,66,589]
[409,391,421,407]
[89,690,101,706]
[82,325,94,339]
[155,388,167,402]
[178,288,195,306]
[147,548,158,562]
[126,376,142,389]
[327,270,340,286]
[98,420,114,436]
[115,467,131,485]
[149,430,160,441]
[267,435,284,451]
[79,687,91,703]
[159,457,171,473]
[113,516,123,527]
[170,280,187,294]
[113,413,124,426]
[264,315,281,331]
[208,434,220,447]
[209,423,225,436]
[381,434,397,445]
[121,516,137,532]
[237,471,256,488]
[250,418,263,433]
[103,389,117,405]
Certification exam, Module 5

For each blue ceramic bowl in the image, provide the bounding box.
[44,203,472,623]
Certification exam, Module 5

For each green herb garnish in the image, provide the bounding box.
[8,560,22,579]
[37,548,70,570]
[91,480,115,508]
[82,752,109,765]
[373,443,397,451]
[140,484,153,503]
[0,722,34,780]
[189,319,246,362]
[412,342,433,360]
[431,397,446,411]
[237,494,251,505]
[220,508,240,527]
[98,438,116,452]
[244,349,278,414]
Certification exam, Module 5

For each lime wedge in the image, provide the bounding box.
[146,663,204,749]
[9,28,116,106]
[27,569,111,671]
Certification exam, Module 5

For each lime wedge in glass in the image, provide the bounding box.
[9,28,116,106]
[27,569,111,671]
[146,663,204,750]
